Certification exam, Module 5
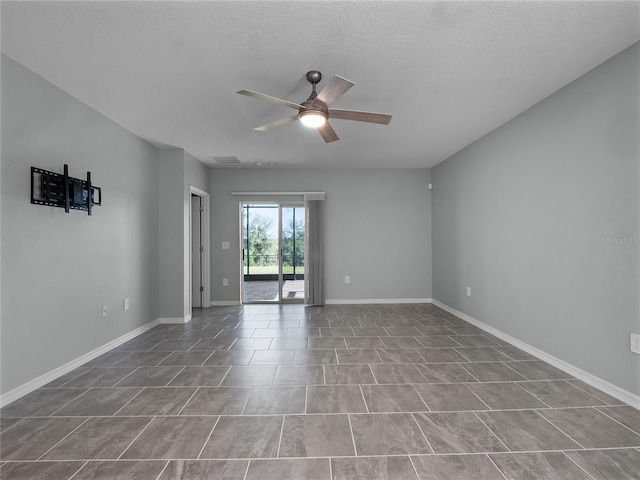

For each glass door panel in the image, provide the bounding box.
[242,203,280,303]
[281,205,305,302]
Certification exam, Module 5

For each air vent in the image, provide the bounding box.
[210,156,240,165]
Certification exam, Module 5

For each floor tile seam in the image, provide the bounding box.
[559,451,599,480]
[7,448,640,465]
[111,387,146,416]
[472,411,513,453]
[565,379,623,405]
[460,384,493,411]
[61,459,89,480]
[23,405,612,419]
[0,418,26,435]
[409,413,437,455]
[39,388,91,417]
[593,406,640,436]
[46,368,91,389]
[501,381,554,409]
[530,409,586,449]
[117,416,157,460]
[344,414,358,457]
[274,415,286,458]
[482,453,510,480]
[241,459,251,480]
[176,386,203,416]
[238,387,254,416]
[195,415,221,460]
[35,416,92,461]
[356,384,371,414]
[303,385,309,414]
[1,459,190,463]
[455,362,490,383]
[406,455,423,480]
[149,460,171,480]
[500,360,539,381]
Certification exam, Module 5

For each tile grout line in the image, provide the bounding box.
[566,379,626,405]
[196,415,221,460]
[176,386,202,416]
[112,387,146,416]
[532,409,587,450]
[35,416,92,461]
[275,415,286,458]
[47,388,92,417]
[593,406,640,436]
[117,416,156,459]
[242,459,251,480]
[239,386,253,415]
[407,455,422,479]
[151,460,171,480]
[513,382,554,409]
[304,385,308,414]
[456,362,482,383]
[560,451,599,480]
[358,385,370,414]
[472,411,512,453]
[484,453,510,480]
[164,366,187,387]
[410,412,436,455]
[64,460,89,480]
[346,414,359,456]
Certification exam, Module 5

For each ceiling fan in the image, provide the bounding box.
[237,71,392,143]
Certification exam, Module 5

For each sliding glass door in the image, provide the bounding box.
[241,203,305,303]
[281,205,305,301]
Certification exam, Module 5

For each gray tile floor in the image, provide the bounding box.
[1,304,639,479]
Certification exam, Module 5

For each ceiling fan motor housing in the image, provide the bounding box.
[306,70,322,84]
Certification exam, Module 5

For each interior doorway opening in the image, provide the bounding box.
[191,194,203,309]
[241,202,305,303]
[189,186,210,314]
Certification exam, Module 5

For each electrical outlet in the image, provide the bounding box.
[223,278,229,287]
[631,333,640,355]
[466,287,471,297]
[345,276,350,284]
[123,298,129,311]
[222,242,229,250]
[102,305,108,317]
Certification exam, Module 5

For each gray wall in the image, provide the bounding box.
[1,55,160,394]
[158,149,211,320]
[432,43,640,395]
[210,168,432,303]
[158,149,184,319]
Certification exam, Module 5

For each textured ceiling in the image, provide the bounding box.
[2,1,639,168]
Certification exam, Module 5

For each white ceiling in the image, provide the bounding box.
[2,1,638,168]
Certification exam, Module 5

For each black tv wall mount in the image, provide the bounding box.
[31,164,102,215]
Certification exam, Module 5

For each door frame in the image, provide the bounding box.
[239,201,305,304]
[189,185,211,312]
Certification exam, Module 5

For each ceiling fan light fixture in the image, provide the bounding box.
[299,110,327,128]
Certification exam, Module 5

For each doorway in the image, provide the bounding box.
[189,186,210,314]
[241,202,305,303]
[191,194,203,309]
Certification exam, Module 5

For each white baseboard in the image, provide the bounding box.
[0,318,161,408]
[432,300,640,410]
[158,314,191,324]
[211,300,242,306]
[325,298,433,305]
